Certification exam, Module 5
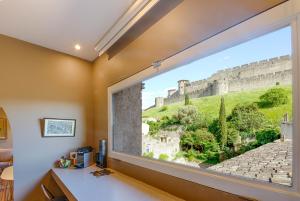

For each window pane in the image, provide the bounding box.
[113,26,293,186]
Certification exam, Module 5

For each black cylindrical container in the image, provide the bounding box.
[97,139,107,168]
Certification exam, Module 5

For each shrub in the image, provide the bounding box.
[208,120,241,147]
[228,103,266,136]
[180,129,219,154]
[208,119,221,142]
[148,121,161,136]
[160,116,179,128]
[256,128,280,145]
[238,141,259,154]
[158,153,169,161]
[227,127,241,147]
[205,150,220,164]
[222,146,236,160]
[259,88,288,107]
[185,113,210,131]
[174,105,198,125]
[159,106,168,112]
[143,152,154,158]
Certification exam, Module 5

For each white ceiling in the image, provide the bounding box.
[0,0,135,61]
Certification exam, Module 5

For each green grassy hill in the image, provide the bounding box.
[143,86,292,126]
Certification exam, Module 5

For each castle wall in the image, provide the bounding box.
[160,55,292,106]
[229,69,292,92]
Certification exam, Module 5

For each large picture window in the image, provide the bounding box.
[108,2,300,200]
[113,27,293,186]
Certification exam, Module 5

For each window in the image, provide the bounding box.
[113,26,293,186]
[108,2,300,200]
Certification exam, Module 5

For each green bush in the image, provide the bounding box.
[180,129,219,153]
[148,121,161,136]
[208,119,221,142]
[204,150,220,164]
[227,127,241,147]
[208,120,241,147]
[185,113,210,131]
[222,146,236,160]
[228,103,266,136]
[174,105,198,125]
[259,88,288,107]
[158,153,169,161]
[238,141,259,154]
[143,152,154,158]
[148,116,180,136]
[180,129,220,164]
[256,128,280,145]
[159,106,168,112]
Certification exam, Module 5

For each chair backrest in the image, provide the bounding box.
[41,184,54,201]
[0,149,13,162]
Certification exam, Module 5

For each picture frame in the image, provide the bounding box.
[0,118,7,140]
[43,118,76,137]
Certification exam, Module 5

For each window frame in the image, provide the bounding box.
[107,1,300,200]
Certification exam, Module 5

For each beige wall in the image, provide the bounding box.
[0,34,93,201]
[92,0,286,200]
[0,1,287,200]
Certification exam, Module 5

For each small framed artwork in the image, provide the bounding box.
[43,118,76,137]
[0,118,7,140]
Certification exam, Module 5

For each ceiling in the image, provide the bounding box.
[0,0,135,61]
[0,0,287,62]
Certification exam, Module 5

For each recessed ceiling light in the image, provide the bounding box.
[75,44,81,50]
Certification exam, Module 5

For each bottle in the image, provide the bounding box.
[97,139,107,168]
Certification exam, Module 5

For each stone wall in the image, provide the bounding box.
[113,83,142,156]
[157,55,292,106]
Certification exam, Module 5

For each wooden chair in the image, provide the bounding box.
[41,184,67,201]
[0,149,13,178]
[0,179,13,201]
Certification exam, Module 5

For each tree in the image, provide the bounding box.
[259,88,288,107]
[219,96,227,149]
[185,93,191,105]
[228,103,266,138]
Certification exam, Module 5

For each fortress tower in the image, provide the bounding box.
[168,89,177,97]
[178,80,190,95]
[155,97,164,107]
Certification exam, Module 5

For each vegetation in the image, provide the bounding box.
[180,129,220,164]
[219,96,227,149]
[227,103,267,140]
[143,86,291,165]
[259,88,288,108]
[158,154,169,161]
[143,86,292,126]
[143,152,154,158]
[159,106,168,112]
[256,128,280,146]
[185,93,191,105]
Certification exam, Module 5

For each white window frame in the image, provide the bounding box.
[107,1,300,200]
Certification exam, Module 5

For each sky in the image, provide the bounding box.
[142,26,292,109]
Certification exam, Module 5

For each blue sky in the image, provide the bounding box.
[142,27,292,109]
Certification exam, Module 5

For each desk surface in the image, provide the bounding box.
[51,165,183,201]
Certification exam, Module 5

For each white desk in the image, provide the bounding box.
[51,165,183,201]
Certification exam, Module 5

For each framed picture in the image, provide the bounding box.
[0,118,7,140]
[43,118,76,137]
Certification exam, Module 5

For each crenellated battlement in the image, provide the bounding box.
[154,55,292,107]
